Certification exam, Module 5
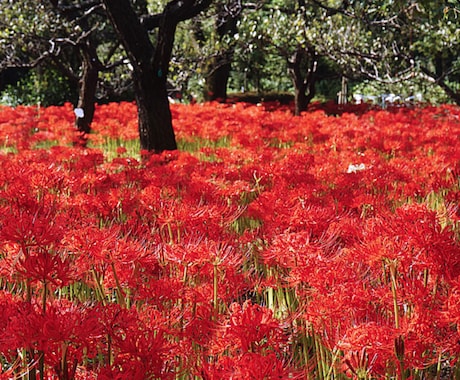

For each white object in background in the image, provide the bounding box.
[347,163,366,173]
[74,108,84,118]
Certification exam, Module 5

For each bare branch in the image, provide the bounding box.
[50,56,79,83]
[51,0,101,15]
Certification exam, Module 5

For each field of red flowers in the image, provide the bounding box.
[0,101,459,379]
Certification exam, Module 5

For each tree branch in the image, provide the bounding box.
[141,0,213,31]
[51,0,101,15]
[420,66,460,104]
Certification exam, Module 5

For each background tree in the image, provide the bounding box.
[221,0,459,107]
[102,0,212,152]
[229,0,340,113]
[0,0,130,133]
[2,0,459,129]
[402,1,460,104]
[0,1,79,105]
[50,0,106,134]
[226,2,293,96]
[263,0,322,114]
[202,0,243,101]
[308,0,460,105]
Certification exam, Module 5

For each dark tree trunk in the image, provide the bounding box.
[103,0,212,152]
[75,44,99,134]
[437,80,460,106]
[421,66,460,106]
[102,0,177,152]
[48,0,101,135]
[204,57,232,101]
[289,46,318,116]
[294,84,309,116]
[134,62,177,152]
[141,11,178,152]
[204,1,241,102]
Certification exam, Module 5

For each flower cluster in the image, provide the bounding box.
[0,101,459,379]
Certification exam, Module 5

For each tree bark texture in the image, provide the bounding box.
[204,1,241,102]
[204,56,232,101]
[103,0,212,152]
[289,46,318,116]
[102,0,177,152]
[75,43,99,134]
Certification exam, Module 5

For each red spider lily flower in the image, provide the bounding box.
[0,291,26,355]
[94,304,177,379]
[201,352,298,380]
[90,102,138,141]
[180,300,219,351]
[0,197,67,250]
[0,298,103,379]
[1,101,460,378]
[444,278,460,352]
[337,322,397,377]
[1,301,42,354]
[446,278,460,326]
[62,224,163,300]
[14,247,74,287]
[38,301,103,377]
[224,300,286,354]
[235,352,301,379]
[341,347,378,379]
[96,366,153,380]
[161,235,252,310]
[116,146,127,157]
[200,355,236,380]
[361,204,460,280]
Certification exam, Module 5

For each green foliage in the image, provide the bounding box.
[229,7,291,94]
[2,0,459,106]
[1,66,76,106]
[88,137,141,162]
[0,1,68,64]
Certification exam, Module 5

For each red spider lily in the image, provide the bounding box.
[1,102,460,378]
[90,102,139,141]
[0,197,67,250]
[201,352,298,380]
[337,322,397,377]
[36,301,103,378]
[199,355,236,380]
[224,300,286,354]
[444,277,460,354]
[0,297,103,378]
[14,246,74,287]
[446,278,460,326]
[341,347,378,379]
[0,291,26,356]
[361,204,460,280]
[94,303,177,379]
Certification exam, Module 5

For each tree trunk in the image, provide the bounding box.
[75,44,99,134]
[103,0,212,152]
[102,0,177,152]
[294,84,309,116]
[289,46,317,116]
[204,57,232,101]
[134,63,177,152]
[436,77,460,106]
[421,66,460,106]
[49,0,99,134]
[204,1,241,102]
[144,10,178,152]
